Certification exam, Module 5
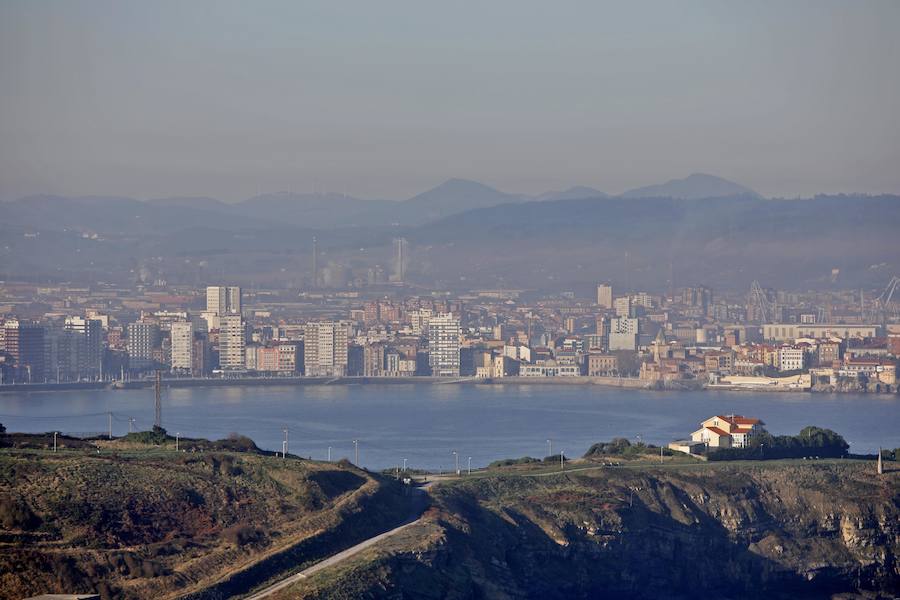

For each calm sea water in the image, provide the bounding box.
[1,384,897,470]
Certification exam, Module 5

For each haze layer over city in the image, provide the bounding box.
[1,3,899,600]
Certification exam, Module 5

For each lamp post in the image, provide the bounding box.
[560,450,565,471]
[452,450,459,475]
[403,458,408,472]
[53,431,58,452]
[353,439,359,466]
[328,446,332,462]
[467,456,472,475]
[175,432,181,452]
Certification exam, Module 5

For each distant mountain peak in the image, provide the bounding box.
[430,178,502,193]
[620,173,761,200]
[537,186,608,201]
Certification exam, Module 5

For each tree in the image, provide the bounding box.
[0,423,5,434]
[797,426,849,452]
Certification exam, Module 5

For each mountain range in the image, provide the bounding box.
[1,173,759,231]
[1,174,897,291]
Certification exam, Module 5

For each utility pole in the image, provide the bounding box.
[560,451,565,471]
[353,439,359,466]
[402,457,407,472]
[175,432,180,452]
[328,446,332,462]
[877,447,884,475]
[53,431,58,452]
[467,456,472,475]
[282,427,289,457]
[154,370,162,428]
[547,439,552,458]
[108,412,112,439]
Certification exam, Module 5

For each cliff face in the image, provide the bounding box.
[284,462,899,599]
[0,450,407,600]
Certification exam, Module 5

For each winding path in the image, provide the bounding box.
[243,483,431,599]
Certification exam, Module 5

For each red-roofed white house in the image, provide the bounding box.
[691,415,766,449]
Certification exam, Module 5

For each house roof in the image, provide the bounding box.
[705,426,730,437]
[715,414,762,426]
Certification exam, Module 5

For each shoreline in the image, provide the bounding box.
[0,375,894,395]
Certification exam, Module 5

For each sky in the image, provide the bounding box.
[1,1,899,202]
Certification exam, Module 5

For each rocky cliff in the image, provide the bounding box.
[279,461,899,599]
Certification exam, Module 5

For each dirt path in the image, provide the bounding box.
[243,483,431,599]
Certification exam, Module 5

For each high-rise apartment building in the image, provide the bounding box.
[127,321,160,371]
[64,316,103,378]
[428,313,461,377]
[608,317,639,351]
[303,321,350,376]
[3,320,45,382]
[206,286,242,316]
[218,315,246,370]
[614,296,632,318]
[170,321,194,373]
[597,284,613,308]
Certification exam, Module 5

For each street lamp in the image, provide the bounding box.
[403,458,408,472]
[452,450,459,475]
[353,440,359,465]
[175,432,181,452]
[560,450,565,471]
[467,456,472,475]
[328,446,332,462]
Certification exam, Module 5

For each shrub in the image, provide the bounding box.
[0,496,40,530]
[223,523,266,546]
[708,426,849,461]
[489,456,541,468]
[122,426,168,445]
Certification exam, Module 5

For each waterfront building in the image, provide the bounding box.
[777,345,806,371]
[170,321,194,373]
[304,321,350,376]
[3,320,45,382]
[64,316,103,379]
[428,313,461,377]
[691,415,765,449]
[219,314,246,370]
[587,353,618,376]
[127,321,160,371]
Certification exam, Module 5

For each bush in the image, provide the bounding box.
[223,523,266,546]
[122,426,168,445]
[213,434,259,453]
[489,456,540,468]
[708,426,849,461]
[0,496,40,529]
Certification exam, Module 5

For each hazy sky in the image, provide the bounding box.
[1,1,898,202]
